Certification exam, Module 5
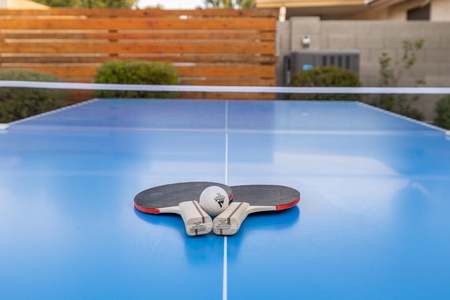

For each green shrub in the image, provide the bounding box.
[435,95,450,129]
[0,69,67,123]
[94,60,180,99]
[288,66,362,101]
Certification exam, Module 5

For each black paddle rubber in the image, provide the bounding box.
[230,185,300,210]
[134,182,233,214]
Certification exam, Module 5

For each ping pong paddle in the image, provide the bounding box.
[134,182,233,236]
[213,185,300,235]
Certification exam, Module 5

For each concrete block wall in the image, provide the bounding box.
[278,17,450,120]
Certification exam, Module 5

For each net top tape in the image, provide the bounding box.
[1,81,450,95]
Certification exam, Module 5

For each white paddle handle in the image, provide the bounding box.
[178,201,212,236]
[213,202,277,235]
[212,202,250,235]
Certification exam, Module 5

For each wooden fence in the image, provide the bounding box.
[0,8,278,101]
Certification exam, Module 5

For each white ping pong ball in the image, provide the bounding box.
[199,186,229,216]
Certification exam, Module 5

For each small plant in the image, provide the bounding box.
[0,69,67,123]
[94,60,180,99]
[375,39,425,120]
[288,66,362,101]
[204,0,255,8]
[435,95,450,129]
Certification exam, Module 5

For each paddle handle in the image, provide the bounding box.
[178,201,213,236]
[212,202,251,235]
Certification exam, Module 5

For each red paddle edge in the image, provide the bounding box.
[134,193,234,214]
[275,195,300,211]
[134,203,160,214]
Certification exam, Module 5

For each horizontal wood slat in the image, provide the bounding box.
[63,78,275,86]
[0,8,277,102]
[180,92,275,100]
[181,79,276,86]
[0,55,276,65]
[0,65,275,78]
[0,8,278,18]
[0,18,276,30]
[67,91,275,103]
[0,31,275,41]
[0,41,275,55]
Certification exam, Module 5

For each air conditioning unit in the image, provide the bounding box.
[283,50,360,85]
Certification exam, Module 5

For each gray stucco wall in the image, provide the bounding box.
[277,17,450,120]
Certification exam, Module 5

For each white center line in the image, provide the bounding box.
[225,101,229,185]
[223,101,229,300]
[223,236,228,300]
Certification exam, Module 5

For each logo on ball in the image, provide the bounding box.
[214,193,225,208]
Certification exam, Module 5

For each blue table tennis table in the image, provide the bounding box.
[1,99,450,299]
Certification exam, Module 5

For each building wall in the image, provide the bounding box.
[262,0,450,21]
[0,0,48,9]
[0,0,11,8]
[345,0,424,20]
[387,0,425,20]
[278,17,450,120]
[432,0,450,21]
[386,0,450,21]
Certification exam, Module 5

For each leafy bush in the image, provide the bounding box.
[288,66,362,101]
[435,95,450,129]
[34,0,134,8]
[94,60,180,99]
[0,69,67,123]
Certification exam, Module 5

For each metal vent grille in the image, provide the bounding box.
[283,50,360,85]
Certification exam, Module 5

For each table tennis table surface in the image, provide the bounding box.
[1,99,450,299]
